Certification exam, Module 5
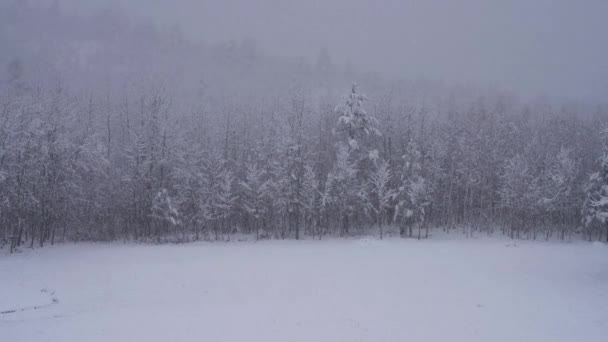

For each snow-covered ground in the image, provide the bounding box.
[1,237,607,342]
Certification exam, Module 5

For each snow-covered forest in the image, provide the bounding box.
[2,2,608,251]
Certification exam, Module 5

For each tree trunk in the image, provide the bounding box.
[295,213,300,240]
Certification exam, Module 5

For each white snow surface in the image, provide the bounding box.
[1,237,607,341]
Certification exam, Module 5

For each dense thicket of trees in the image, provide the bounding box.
[1,3,608,249]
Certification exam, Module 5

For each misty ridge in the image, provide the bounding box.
[2,0,608,250]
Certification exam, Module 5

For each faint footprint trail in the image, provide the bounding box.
[0,289,59,315]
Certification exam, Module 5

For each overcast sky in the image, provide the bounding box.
[57,0,608,101]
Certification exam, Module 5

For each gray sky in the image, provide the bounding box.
[60,0,608,101]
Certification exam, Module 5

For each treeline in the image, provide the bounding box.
[1,75,607,249]
[1,3,608,250]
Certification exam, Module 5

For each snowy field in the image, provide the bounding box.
[1,237,607,342]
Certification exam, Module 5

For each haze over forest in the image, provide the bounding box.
[57,0,608,102]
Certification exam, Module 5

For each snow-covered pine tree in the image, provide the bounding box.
[498,153,540,239]
[406,176,432,239]
[151,188,181,234]
[205,154,237,240]
[301,164,321,238]
[369,159,395,239]
[582,125,608,242]
[539,147,577,239]
[239,162,270,240]
[326,144,359,236]
[394,140,432,239]
[334,83,380,154]
[284,89,308,240]
[329,84,383,234]
[318,172,335,238]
